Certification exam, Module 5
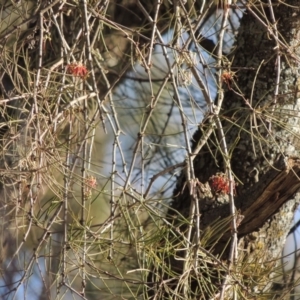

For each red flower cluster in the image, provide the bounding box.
[84,175,97,198]
[209,173,233,195]
[66,63,88,79]
[85,175,97,189]
[221,70,236,90]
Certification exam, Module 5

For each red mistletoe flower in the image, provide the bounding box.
[221,70,236,90]
[66,63,88,79]
[85,175,97,189]
[209,173,234,195]
[84,175,97,198]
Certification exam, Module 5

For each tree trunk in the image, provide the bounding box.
[161,1,300,298]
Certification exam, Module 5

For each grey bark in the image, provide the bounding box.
[1,0,300,299]
[167,0,300,298]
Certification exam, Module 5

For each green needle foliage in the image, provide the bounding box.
[0,0,300,299]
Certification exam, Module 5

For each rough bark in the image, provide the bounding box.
[168,0,300,297]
